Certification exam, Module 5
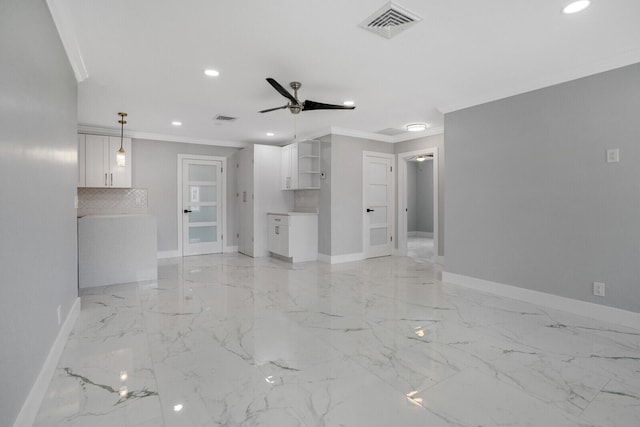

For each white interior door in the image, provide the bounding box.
[364,153,393,258]
[182,159,223,256]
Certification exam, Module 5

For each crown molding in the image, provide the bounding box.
[326,126,444,143]
[77,125,249,148]
[77,124,443,148]
[46,0,88,82]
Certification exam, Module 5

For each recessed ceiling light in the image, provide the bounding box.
[173,403,183,412]
[343,100,355,106]
[563,0,591,14]
[171,121,182,126]
[406,123,428,132]
[266,132,275,137]
[204,69,219,77]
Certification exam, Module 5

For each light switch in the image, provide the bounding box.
[606,148,619,163]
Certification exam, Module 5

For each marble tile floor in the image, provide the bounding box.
[407,236,434,263]
[35,254,640,426]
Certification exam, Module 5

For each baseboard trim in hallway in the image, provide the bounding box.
[13,297,81,427]
[443,272,640,330]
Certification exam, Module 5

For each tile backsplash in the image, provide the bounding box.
[293,189,319,213]
[77,188,148,216]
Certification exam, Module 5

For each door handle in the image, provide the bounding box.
[184,209,192,213]
[366,208,375,212]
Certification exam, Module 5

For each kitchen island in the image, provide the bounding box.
[78,214,157,288]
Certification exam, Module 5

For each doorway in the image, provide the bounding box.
[397,148,439,263]
[177,155,226,256]
[363,151,395,258]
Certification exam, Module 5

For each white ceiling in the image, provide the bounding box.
[52,0,640,146]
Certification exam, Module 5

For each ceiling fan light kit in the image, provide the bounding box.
[259,78,356,115]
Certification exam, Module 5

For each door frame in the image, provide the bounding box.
[177,154,227,256]
[396,147,439,262]
[362,151,396,259]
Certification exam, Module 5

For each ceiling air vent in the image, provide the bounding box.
[360,2,421,39]
[215,115,237,122]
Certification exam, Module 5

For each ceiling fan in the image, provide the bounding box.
[259,78,356,114]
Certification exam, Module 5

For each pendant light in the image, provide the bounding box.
[116,112,128,167]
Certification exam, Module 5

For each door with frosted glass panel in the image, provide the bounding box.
[182,159,223,256]
[364,154,393,258]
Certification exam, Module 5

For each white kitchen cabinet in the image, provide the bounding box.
[281,140,321,190]
[281,143,298,190]
[237,144,293,258]
[77,134,86,187]
[267,213,318,262]
[81,134,132,188]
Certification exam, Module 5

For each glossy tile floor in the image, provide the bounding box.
[407,236,434,263]
[35,254,640,426]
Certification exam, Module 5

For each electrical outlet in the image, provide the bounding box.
[606,149,619,163]
[593,282,606,297]
[57,305,62,325]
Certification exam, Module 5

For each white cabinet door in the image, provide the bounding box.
[268,215,290,256]
[85,134,109,187]
[77,134,86,187]
[82,134,132,188]
[281,143,299,190]
[290,143,298,189]
[238,147,254,256]
[108,137,132,188]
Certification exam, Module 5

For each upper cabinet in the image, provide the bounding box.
[77,134,86,187]
[281,140,321,190]
[281,143,298,190]
[78,134,132,188]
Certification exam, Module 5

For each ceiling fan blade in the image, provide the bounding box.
[266,78,298,104]
[258,105,289,113]
[302,100,356,111]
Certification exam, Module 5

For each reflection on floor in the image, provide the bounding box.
[407,236,434,263]
[35,254,639,426]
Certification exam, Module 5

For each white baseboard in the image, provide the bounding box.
[157,250,180,259]
[159,247,238,259]
[392,248,407,256]
[443,272,640,330]
[13,297,81,427]
[408,231,434,238]
[317,252,365,264]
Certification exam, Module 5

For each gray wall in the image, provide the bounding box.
[407,162,418,231]
[445,62,640,313]
[0,1,79,425]
[318,136,332,255]
[329,135,394,256]
[132,139,238,252]
[395,134,445,256]
[416,160,434,233]
[407,160,434,233]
